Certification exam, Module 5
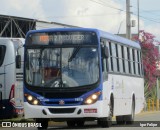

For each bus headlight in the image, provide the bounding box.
[27,95,33,101]
[33,99,39,105]
[24,94,41,105]
[83,91,101,105]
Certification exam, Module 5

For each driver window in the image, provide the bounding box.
[100,38,108,81]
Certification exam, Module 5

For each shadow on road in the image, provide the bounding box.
[47,122,137,129]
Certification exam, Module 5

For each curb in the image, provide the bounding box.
[137,111,160,116]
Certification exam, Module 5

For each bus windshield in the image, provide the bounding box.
[25,47,99,88]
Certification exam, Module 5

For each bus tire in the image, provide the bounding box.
[98,117,112,128]
[36,119,48,129]
[76,120,85,127]
[116,116,125,125]
[67,121,76,127]
[125,99,135,124]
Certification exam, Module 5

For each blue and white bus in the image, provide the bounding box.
[24,28,144,129]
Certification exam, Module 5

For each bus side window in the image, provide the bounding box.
[121,46,125,73]
[111,43,117,72]
[140,51,144,76]
[115,43,120,72]
[130,48,134,74]
[124,46,129,74]
[127,47,131,74]
[132,49,136,74]
[100,39,108,81]
[137,50,141,75]
[118,44,123,73]
[109,42,113,71]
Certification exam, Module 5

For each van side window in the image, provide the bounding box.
[0,45,6,66]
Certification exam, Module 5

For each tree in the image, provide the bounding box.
[133,30,160,98]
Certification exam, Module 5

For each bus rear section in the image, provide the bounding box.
[0,38,24,119]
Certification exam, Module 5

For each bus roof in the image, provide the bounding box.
[98,30,140,49]
[26,28,140,49]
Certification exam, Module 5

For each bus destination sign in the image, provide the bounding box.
[28,32,97,45]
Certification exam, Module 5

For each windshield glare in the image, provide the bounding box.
[25,47,99,88]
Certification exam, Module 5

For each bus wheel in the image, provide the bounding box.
[36,119,48,129]
[98,117,112,128]
[125,100,135,124]
[116,116,125,125]
[98,102,112,128]
[76,120,85,127]
[67,121,76,127]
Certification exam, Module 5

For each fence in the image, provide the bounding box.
[144,99,160,111]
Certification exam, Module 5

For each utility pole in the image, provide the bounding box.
[126,0,131,39]
[137,0,140,39]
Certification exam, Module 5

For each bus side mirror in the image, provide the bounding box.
[16,55,21,69]
[102,46,109,59]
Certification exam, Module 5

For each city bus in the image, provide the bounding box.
[24,28,144,129]
[0,38,24,119]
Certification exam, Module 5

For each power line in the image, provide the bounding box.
[43,0,125,20]
[42,0,160,25]
[131,5,160,23]
[132,13,160,24]
[132,5,160,19]
[44,13,121,20]
[140,10,160,13]
[91,0,160,24]
[132,5,160,13]
[89,0,124,12]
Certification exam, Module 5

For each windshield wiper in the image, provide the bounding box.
[68,46,81,62]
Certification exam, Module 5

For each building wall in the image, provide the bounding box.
[0,15,79,38]
[36,21,78,30]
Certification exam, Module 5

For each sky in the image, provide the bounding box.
[0,0,160,41]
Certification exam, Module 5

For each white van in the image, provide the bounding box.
[0,38,24,119]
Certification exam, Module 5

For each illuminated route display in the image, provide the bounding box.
[27,31,98,45]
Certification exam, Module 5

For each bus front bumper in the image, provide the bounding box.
[24,100,109,119]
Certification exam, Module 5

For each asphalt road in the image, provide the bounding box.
[1,111,160,130]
